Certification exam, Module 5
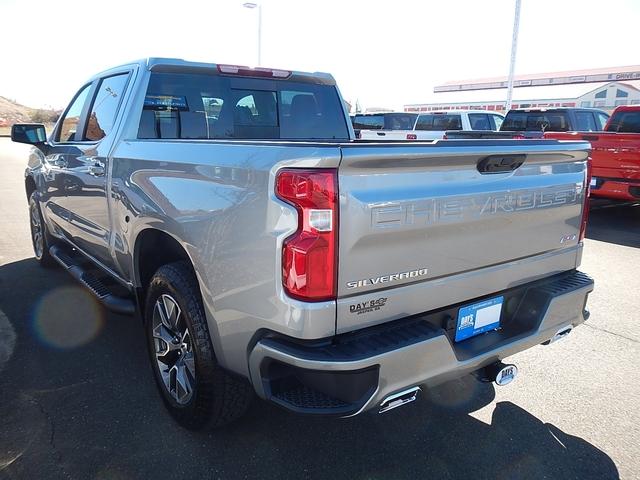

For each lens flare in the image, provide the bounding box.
[32,286,104,349]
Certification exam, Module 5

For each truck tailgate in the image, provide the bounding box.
[336,140,590,333]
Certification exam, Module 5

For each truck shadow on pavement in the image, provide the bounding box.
[586,200,640,248]
[0,258,619,480]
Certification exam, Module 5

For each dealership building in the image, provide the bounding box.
[405,66,640,114]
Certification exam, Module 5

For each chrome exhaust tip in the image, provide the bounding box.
[379,386,421,414]
[544,325,573,345]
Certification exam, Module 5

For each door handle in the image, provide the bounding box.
[88,162,105,176]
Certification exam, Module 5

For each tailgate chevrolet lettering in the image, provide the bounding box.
[371,186,580,229]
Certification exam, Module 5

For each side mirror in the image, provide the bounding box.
[11,123,47,146]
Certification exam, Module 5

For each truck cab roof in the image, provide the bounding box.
[90,57,337,86]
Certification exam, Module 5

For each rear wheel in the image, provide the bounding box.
[144,261,253,430]
[28,191,56,267]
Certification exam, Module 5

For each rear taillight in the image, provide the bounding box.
[406,133,417,140]
[579,157,592,242]
[276,169,338,301]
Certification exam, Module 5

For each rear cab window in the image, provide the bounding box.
[502,110,570,132]
[351,113,417,131]
[606,110,640,133]
[352,115,384,130]
[138,72,349,141]
[415,114,462,131]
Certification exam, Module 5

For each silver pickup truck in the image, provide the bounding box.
[12,58,594,430]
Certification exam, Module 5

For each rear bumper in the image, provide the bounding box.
[591,176,640,201]
[248,270,593,416]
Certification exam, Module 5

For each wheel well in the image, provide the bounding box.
[25,176,36,200]
[135,229,193,295]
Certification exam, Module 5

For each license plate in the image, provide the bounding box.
[455,296,503,342]
[590,177,597,187]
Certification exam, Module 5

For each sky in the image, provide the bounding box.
[0,0,638,111]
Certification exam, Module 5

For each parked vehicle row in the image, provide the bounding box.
[12,58,593,430]
[352,110,505,140]
[445,106,639,202]
[545,106,640,202]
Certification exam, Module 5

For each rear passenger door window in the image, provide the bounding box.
[468,113,491,130]
[56,84,92,142]
[574,112,597,132]
[84,73,130,141]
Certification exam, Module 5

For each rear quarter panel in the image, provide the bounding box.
[109,140,342,375]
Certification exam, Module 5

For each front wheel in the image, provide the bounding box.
[144,261,253,430]
[28,191,56,267]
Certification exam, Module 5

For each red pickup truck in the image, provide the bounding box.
[545,106,640,202]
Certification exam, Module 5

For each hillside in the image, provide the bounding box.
[0,96,33,126]
[0,96,59,128]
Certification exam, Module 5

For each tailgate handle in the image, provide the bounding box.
[477,154,525,174]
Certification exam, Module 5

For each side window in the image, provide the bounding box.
[597,113,609,130]
[468,113,491,130]
[56,84,92,142]
[84,73,130,141]
[490,114,504,130]
[574,112,597,131]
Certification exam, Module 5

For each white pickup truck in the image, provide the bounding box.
[354,110,505,141]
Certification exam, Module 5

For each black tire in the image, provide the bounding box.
[144,261,253,430]
[28,191,57,268]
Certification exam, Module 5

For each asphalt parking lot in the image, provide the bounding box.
[0,138,638,480]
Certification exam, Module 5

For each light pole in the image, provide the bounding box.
[505,0,522,111]
[243,2,262,66]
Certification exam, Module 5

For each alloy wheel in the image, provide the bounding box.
[30,201,44,259]
[152,294,196,405]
